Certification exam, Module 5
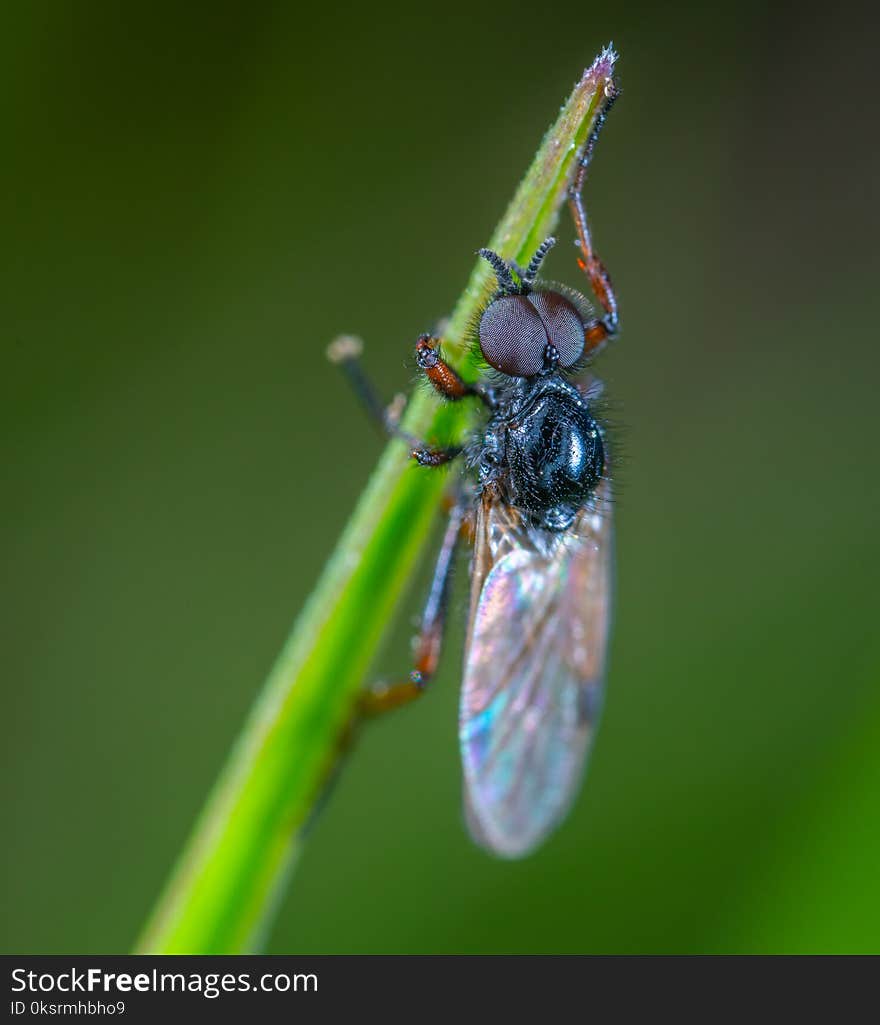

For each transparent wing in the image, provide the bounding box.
[459,481,613,857]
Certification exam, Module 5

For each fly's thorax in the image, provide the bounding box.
[477,377,604,532]
[472,378,525,482]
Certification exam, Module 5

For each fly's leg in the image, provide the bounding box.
[327,331,479,715]
[359,499,467,716]
[327,334,463,465]
[326,334,403,436]
[415,335,495,408]
[323,499,467,814]
[412,446,461,467]
[411,333,498,458]
[568,78,621,356]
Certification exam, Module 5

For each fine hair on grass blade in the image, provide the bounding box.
[137,45,619,954]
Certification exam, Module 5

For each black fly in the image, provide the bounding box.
[328,67,620,857]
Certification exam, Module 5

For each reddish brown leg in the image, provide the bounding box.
[568,79,620,356]
[327,334,464,466]
[409,336,497,460]
[412,445,461,467]
[415,335,494,408]
[359,499,466,716]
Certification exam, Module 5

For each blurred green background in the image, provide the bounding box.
[2,1,878,953]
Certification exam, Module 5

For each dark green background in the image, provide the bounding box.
[3,1,878,953]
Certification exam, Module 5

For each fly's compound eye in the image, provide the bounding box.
[479,295,546,377]
[478,291,585,378]
[527,291,585,369]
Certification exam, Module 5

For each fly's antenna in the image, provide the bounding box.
[522,236,556,287]
[477,247,516,294]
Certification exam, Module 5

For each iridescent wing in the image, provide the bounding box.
[459,480,613,857]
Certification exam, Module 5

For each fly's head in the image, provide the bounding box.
[476,238,589,378]
[474,240,605,532]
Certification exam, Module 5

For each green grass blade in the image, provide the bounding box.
[136,45,618,954]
